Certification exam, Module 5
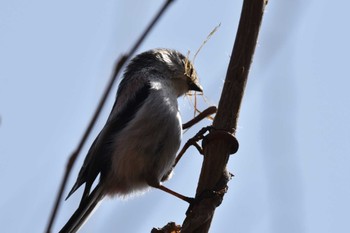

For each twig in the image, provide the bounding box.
[181,0,268,232]
[44,1,174,232]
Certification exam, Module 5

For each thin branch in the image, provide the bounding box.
[181,0,268,232]
[44,1,174,232]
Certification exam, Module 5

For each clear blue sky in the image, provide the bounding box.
[1,0,349,232]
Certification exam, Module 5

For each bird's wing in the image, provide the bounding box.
[59,184,104,233]
[65,75,152,203]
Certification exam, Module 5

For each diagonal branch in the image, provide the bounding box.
[44,1,174,232]
[181,0,268,232]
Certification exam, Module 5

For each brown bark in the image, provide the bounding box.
[181,1,268,232]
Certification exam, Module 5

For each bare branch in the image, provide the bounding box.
[181,0,268,232]
[44,1,174,232]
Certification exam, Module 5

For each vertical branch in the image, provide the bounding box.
[181,0,268,232]
[44,1,174,232]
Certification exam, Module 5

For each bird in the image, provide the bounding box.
[59,48,203,233]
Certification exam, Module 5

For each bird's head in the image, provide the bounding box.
[125,49,203,97]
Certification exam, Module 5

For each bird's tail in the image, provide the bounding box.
[59,184,104,233]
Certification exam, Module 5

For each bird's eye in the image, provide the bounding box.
[188,67,193,77]
[185,64,193,77]
[183,58,195,79]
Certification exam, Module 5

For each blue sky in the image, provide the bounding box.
[1,0,350,232]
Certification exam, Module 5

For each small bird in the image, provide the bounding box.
[60,48,203,233]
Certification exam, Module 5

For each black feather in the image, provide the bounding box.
[59,184,104,233]
[65,82,151,204]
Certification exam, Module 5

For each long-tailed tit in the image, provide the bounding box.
[59,48,203,233]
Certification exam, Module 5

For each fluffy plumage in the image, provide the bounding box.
[60,48,202,233]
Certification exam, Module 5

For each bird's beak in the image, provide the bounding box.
[188,81,203,92]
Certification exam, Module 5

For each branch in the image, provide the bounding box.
[44,1,174,232]
[181,0,268,232]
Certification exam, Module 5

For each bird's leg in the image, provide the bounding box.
[156,184,194,203]
[173,126,212,168]
[146,177,194,203]
[173,106,217,168]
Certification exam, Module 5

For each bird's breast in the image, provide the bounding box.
[104,90,182,195]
